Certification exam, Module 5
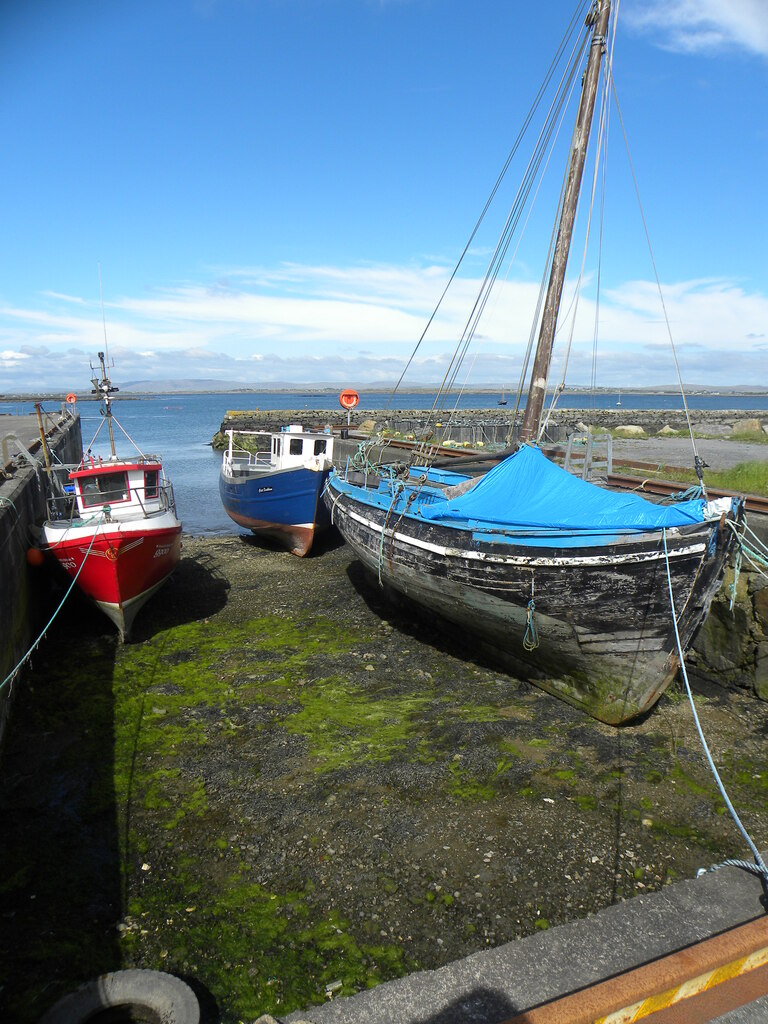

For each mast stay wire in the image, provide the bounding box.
[412,16,592,464]
[389,0,593,427]
[422,18,594,454]
[434,29,589,409]
[605,60,706,495]
[539,0,620,441]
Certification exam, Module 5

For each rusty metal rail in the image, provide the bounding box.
[502,914,768,1024]
[606,473,768,516]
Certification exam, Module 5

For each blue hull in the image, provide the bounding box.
[219,464,330,556]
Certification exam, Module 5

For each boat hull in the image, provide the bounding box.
[324,476,737,724]
[42,514,182,639]
[219,464,331,556]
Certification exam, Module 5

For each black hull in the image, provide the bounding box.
[325,478,737,724]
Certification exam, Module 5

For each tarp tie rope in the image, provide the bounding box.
[523,574,539,651]
[662,528,768,893]
[378,482,404,586]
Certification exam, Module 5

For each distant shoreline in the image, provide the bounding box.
[3,386,768,402]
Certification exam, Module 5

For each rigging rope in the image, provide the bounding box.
[607,65,705,496]
[539,2,619,441]
[389,2,594,451]
[439,29,590,431]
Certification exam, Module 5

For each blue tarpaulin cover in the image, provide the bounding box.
[419,445,706,531]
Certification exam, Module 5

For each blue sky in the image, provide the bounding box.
[1,0,766,393]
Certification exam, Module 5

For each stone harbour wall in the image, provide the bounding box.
[0,411,83,747]
[214,407,768,449]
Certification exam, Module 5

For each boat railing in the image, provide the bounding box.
[222,442,272,477]
[45,478,177,523]
[132,479,178,518]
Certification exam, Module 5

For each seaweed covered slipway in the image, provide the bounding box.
[2,534,767,1022]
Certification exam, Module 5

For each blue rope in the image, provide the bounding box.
[662,528,768,888]
[666,484,703,502]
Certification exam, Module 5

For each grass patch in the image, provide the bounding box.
[284,682,433,772]
[619,460,768,495]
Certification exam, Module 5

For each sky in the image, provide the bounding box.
[1,0,767,394]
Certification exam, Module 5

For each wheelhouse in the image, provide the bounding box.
[70,458,170,519]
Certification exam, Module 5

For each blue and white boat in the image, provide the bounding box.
[219,424,335,556]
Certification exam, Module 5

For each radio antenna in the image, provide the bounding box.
[98,261,112,369]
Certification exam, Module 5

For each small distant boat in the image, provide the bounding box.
[616,390,622,407]
[219,424,335,556]
[498,386,507,406]
[42,353,182,639]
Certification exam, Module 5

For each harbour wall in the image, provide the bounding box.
[214,407,767,452]
[0,408,83,747]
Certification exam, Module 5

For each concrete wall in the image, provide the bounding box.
[0,410,82,748]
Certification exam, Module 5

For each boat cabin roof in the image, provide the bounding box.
[70,457,162,481]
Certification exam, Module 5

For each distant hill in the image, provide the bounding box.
[117,379,768,395]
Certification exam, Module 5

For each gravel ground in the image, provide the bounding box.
[610,436,767,473]
[2,532,768,1022]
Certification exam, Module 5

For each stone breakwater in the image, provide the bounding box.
[213,407,768,450]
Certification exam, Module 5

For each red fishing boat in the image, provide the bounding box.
[42,353,182,639]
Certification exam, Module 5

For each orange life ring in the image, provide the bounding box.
[339,389,359,410]
[105,546,118,561]
[66,392,77,404]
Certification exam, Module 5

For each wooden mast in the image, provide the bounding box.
[520,0,611,443]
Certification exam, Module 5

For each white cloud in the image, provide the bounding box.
[625,0,768,58]
[0,262,766,392]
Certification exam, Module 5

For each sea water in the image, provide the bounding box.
[2,391,766,535]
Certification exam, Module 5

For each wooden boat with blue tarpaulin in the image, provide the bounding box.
[323,0,744,724]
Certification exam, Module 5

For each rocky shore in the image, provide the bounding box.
[3,533,768,1022]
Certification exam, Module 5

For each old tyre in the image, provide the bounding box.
[38,969,200,1024]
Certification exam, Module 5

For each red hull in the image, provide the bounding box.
[46,524,182,636]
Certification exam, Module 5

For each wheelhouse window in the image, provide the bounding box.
[144,469,159,499]
[313,439,327,456]
[289,438,303,455]
[79,471,130,507]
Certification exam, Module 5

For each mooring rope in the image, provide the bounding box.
[0,513,105,695]
[661,527,768,891]
[725,519,768,577]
